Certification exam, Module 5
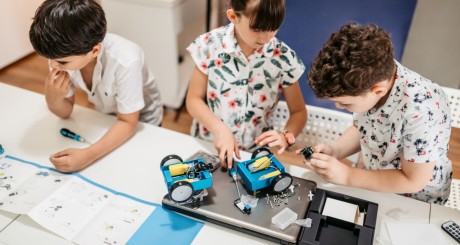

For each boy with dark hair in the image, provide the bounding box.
[303,22,451,204]
[30,0,163,172]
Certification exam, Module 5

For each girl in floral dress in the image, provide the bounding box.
[186,0,307,168]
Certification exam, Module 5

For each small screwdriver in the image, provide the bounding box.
[60,128,92,144]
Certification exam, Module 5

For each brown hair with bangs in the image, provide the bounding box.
[230,0,285,32]
[308,22,395,98]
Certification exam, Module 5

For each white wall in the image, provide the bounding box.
[0,1,45,69]
[402,0,460,88]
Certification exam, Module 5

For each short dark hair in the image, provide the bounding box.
[230,0,285,32]
[29,0,107,59]
[308,22,395,98]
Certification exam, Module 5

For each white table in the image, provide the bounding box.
[430,203,460,244]
[0,83,437,244]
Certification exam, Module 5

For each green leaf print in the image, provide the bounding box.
[235,57,246,67]
[218,53,231,64]
[222,65,235,77]
[209,100,215,111]
[282,81,291,86]
[216,32,224,43]
[253,61,265,68]
[286,71,294,79]
[231,79,248,86]
[279,45,288,53]
[254,83,264,90]
[209,80,217,89]
[248,86,253,95]
[235,98,243,106]
[214,69,226,81]
[233,58,239,72]
[220,83,230,95]
[271,59,282,69]
[266,78,273,89]
[207,62,215,69]
[220,88,230,95]
[263,69,272,79]
[245,111,255,122]
[280,55,291,66]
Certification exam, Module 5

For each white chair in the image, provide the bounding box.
[269,101,360,164]
[441,86,460,210]
[442,86,460,128]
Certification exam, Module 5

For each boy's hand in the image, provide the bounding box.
[50,148,95,173]
[304,152,350,185]
[213,125,240,169]
[255,130,294,155]
[45,69,71,105]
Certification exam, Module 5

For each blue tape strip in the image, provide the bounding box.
[4,155,204,244]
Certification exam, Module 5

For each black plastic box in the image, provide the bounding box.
[298,188,378,245]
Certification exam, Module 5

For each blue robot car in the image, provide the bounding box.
[160,154,213,204]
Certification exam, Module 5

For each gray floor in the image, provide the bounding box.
[402,0,460,89]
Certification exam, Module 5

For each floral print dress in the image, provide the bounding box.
[354,61,452,204]
[187,23,305,150]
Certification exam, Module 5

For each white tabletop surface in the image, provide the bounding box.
[0,82,454,244]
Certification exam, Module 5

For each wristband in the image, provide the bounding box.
[281,130,295,147]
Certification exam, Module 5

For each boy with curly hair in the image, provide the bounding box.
[303,22,451,204]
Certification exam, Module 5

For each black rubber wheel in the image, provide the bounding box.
[251,147,271,159]
[161,154,183,167]
[271,173,293,193]
[169,181,194,203]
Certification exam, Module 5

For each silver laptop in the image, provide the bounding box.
[162,155,317,244]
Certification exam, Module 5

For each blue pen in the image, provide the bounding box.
[60,128,91,144]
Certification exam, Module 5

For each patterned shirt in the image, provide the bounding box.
[354,61,452,204]
[187,24,305,150]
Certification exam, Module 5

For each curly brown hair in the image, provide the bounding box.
[308,22,395,98]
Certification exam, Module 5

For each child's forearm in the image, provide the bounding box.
[46,97,74,118]
[346,161,435,193]
[284,109,307,136]
[85,117,138,164]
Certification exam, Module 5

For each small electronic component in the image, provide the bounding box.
[300,146,315,161]
[234,199,251,214]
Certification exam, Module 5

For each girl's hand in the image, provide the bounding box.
[45,69,71,105]
[304,152,350,185]
[255,130,294,155]
[213,126,240,169]
[50,148,95,173]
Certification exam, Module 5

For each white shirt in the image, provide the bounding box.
[67,33,163,125]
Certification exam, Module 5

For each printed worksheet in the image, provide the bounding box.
[0,156,155,244]
[73,195,155,245]
[0,159,39,202]
[0,165,72,214]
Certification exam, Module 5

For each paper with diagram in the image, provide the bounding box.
[0,156,155,245]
